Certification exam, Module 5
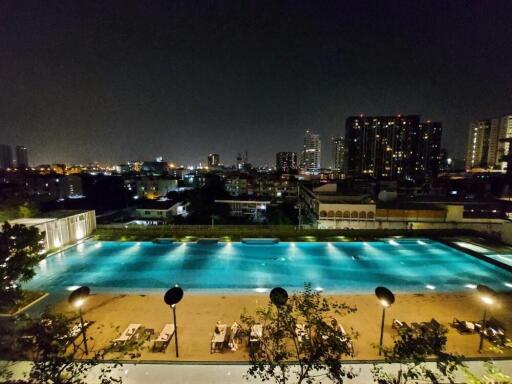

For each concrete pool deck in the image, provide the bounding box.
[51,291,512,362]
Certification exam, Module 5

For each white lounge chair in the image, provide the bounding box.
[112,324,141,345]
[210,324,227,353]
[249,323,263,354]
[152,324,175,352]
[296,323,308,343]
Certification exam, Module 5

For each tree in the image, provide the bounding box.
[2,310,145,384]
[0,222,45,305]
[18,202,39,219]
[462,338,512,383]
[240,284,358,384]
[371,320,464,384]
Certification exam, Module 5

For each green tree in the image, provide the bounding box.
[18,202,39,219]
[2,311,145,384]
[0,223,45,306]
[371,320,464,384]
[463,338,512,383]
[241,284,358,384]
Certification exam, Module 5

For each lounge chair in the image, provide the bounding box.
[228,322,242,351]
[328,319,354,357]
[210,323,227,353]
[152,324,175,352]
[413,319,442,335]
[451,318,479,334]
[296,323,308,344]
[392,319,412,332]
[112,324,142,345]
[249,323,263,354]
[480,317,506,344]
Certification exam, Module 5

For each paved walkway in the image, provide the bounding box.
[4,360,512,383]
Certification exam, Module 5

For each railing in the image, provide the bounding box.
[98,224,312,230]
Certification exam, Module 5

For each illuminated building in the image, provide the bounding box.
[0,144,13,169]
[331,137,345,171]
[208,153,220,167]
[135,176,178,199]
[301,131,321,172]
[465,115,512,171]
[345,115,442,179]
[276,152,297,173]
[6,210,96,251]
[15,146,28,168]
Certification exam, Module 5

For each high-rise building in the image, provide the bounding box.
[208,153,220,167]
[465,115,512,170]
[331,137,345,171]
[301,131,321,172]
[276,152,298,173]
[0,144,13,169]
[345,115,442,179]
[16,145,29,168]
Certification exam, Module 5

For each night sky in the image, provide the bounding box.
[1,1,511,167]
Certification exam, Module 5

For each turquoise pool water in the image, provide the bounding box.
[24,239,512,294]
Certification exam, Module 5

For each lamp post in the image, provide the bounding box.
[270,287,289,325]
[477,284,497,353]
[270,287,288,383]
[375,286,395,356]
[68,286,90,355]
[164,285,184,358]
[270,287,289,307]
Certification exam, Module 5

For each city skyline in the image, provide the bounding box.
[2,1,511,166]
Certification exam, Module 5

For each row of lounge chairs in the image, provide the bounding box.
[392,317,507,345]
[451,317,506,343]
[210,321,255,353]
[392,318,441,333]
[111,323,176,352]
[210,319,354,356]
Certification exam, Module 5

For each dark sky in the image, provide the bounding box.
[1,1,511,167]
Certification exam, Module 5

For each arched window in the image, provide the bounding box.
[359,211,367,219]
[343,211,350,219]
[328,210,335,217]
[320,210,327,217]
[335,210,343,217]
[367,211,375,219]
[351,211,358,219]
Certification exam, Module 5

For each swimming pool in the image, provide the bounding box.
[24,239,512,294]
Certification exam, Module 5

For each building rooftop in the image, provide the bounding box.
[135,199,178,210]
[8,217,56,226]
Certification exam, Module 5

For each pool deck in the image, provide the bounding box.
[50,291,512,362]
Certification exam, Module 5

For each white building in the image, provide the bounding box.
[301,130,321,172]
[465,114,512,171]
[134,201,189,221]
[7,210,96,251]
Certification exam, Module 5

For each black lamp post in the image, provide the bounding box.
[68,286,90,355]
[477,284,497,353]
[270,287,289,326]
[375,286,395,356]
[270,287,289,307]
[164,285,184,358]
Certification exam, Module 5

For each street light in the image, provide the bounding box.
[375,286,395,356]
[270,287,289,307]
[164,284,184,358]
[68,286,90,355]
[477,284,497,353]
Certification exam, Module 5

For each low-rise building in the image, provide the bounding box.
[215,199,271,217]
[133,199,189,222]
[134,177,178,199]
[6,210,96,251]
